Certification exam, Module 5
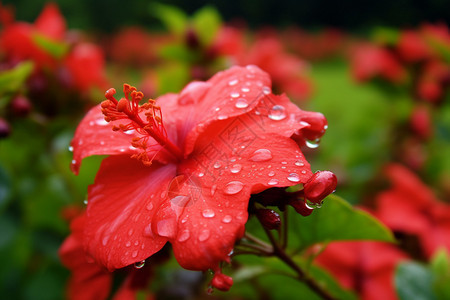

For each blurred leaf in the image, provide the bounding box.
[395,262,437,300]
[0,61,33,98]
[158,44,197,62]
[372,27,400,46]
[191,6,222,47]
[290,194,394,251]
[32,33,69,59]
[156,63,190,94]
[150,3,188,37]
[430,249,450,300]
[0,165,11,209]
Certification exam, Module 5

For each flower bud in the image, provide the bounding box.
[256,209,281,230]
[303,171,337,203]
[289,198,314,216]
[0,118,11,139]
[211,272,233,292]
[10,95,32,117]
[185,28,200,49]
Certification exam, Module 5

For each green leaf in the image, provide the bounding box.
[290,194,394,251]
[32,33,69,59]
[372,27,400,46]
[430,249,450,300]
[0,165,11,209]
[395,262,437,300]
[150,3,188,37]
[0,61,33,98]
[191,6,222,47]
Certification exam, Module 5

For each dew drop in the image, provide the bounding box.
[305,199,323,209]
[89,121,94,126]
[268,171,275,177]
[71,159,76,165]
[211,184,217,196]
[262,86,271,95]
[198,229,210,242]
[68,146,73,152]
[268,178,279,185]
[287,173,300,182]
[222,215,232,223]
[230,164,242,174]
[230,92,240,98]
[202,209,215,218]
[241,87,250,93]
[134,260,145,269]
[146,202,154,211]
[156,219,177,238]
[223,181,244,195]
[178,230,190,242]
[249,149,272,162]
[235,98,249,108]
[102,236,109,246]
[213,161,222,169]
[131,250,138,258]
[125,241,131,247]
[95,118,108,126]
[228,79,238,86]
[198,172,205,177]
[268,105,286,121]
[83,199,88,205]
[306,139,320,149]
[295,161,305,167]
[301,170,307,174]
[217,115,227,120]
[300,121,310,127]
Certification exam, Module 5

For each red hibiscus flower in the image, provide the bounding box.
[376,164,450,258]
[350,43,407,84]
[69,65,328,289]
[397,30,432,63]
[316,241,408,300]
[60,213,159,300]
[63,43,109,92]
[0,3,65,70]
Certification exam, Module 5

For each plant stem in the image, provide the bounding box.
[262,226,337,300]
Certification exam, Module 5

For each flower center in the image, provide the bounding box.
[101,84,182,165]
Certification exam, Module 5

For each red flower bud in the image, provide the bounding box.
[10,95,32,117]
[289,198,314,216]
[303,171,337,203]
[0,118,11,138]
[256,209,281,230]
[211,272,233,292]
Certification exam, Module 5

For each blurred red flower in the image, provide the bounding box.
[316,241,408,300]
[0,3,64,70]
[68,65,329,290]
[350,43,407,84]
[376,164,450,258]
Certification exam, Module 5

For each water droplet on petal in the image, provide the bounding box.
[305,199,323,209]
[228,79,238,86]
[178,230,190,242]
[102,236,109,246]
[230,92,240,98]
[262,86,271,95]
[211,184,217,196]
[268,105,286,121]
[83,199,88,205]
[235,98,248,108]
[213,161,222,169]
[68,146,73,152]
[198,229,210,242]
[146,202,154,211]
[249,149,272,162]
[268,171,275,177]
[287,173,300,182]
[156,219,177,238]
[241,87,250,92]
[222,215,232,223]
[295,160,305,167]
[125,241,131,247]
[217,115,227,120]
[71,159,77,165]
[306,139,320,149]
[95,118,108,126]
[202,209,215,218]
[230,164,242,174]
[132,250,138,258]
[198,172,205,177]
[223,181,244,195]
[134,260,145,269]
[268,178,279,185]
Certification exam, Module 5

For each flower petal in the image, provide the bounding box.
[59,214,112,300]
[34,3,66,40]
[168,134,312,270]
[70,104,167,174]
[84,156,176,270]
